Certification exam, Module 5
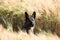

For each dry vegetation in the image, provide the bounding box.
[0,24,60,40]
[0,0,60,40]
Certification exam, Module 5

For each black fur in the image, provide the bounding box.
[22,11,36,33]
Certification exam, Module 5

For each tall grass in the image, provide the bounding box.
[0,0,60,40]
[0,25,60,40]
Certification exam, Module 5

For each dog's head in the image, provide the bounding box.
[25,11,36,28]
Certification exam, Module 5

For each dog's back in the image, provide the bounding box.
[22,11,36,33]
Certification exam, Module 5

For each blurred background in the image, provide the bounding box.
[0,0,60,39]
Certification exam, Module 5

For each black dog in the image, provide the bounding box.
[22,11,36,33]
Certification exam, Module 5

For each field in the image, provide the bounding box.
[0,0,60,40]
[0,25,60,40]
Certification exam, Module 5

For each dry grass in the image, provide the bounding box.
[0,0,60,17]
[0,0,60,40]
[0,24,60,40]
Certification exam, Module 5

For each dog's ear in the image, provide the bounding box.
[32,11,36,19]
[25,12,29,21]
